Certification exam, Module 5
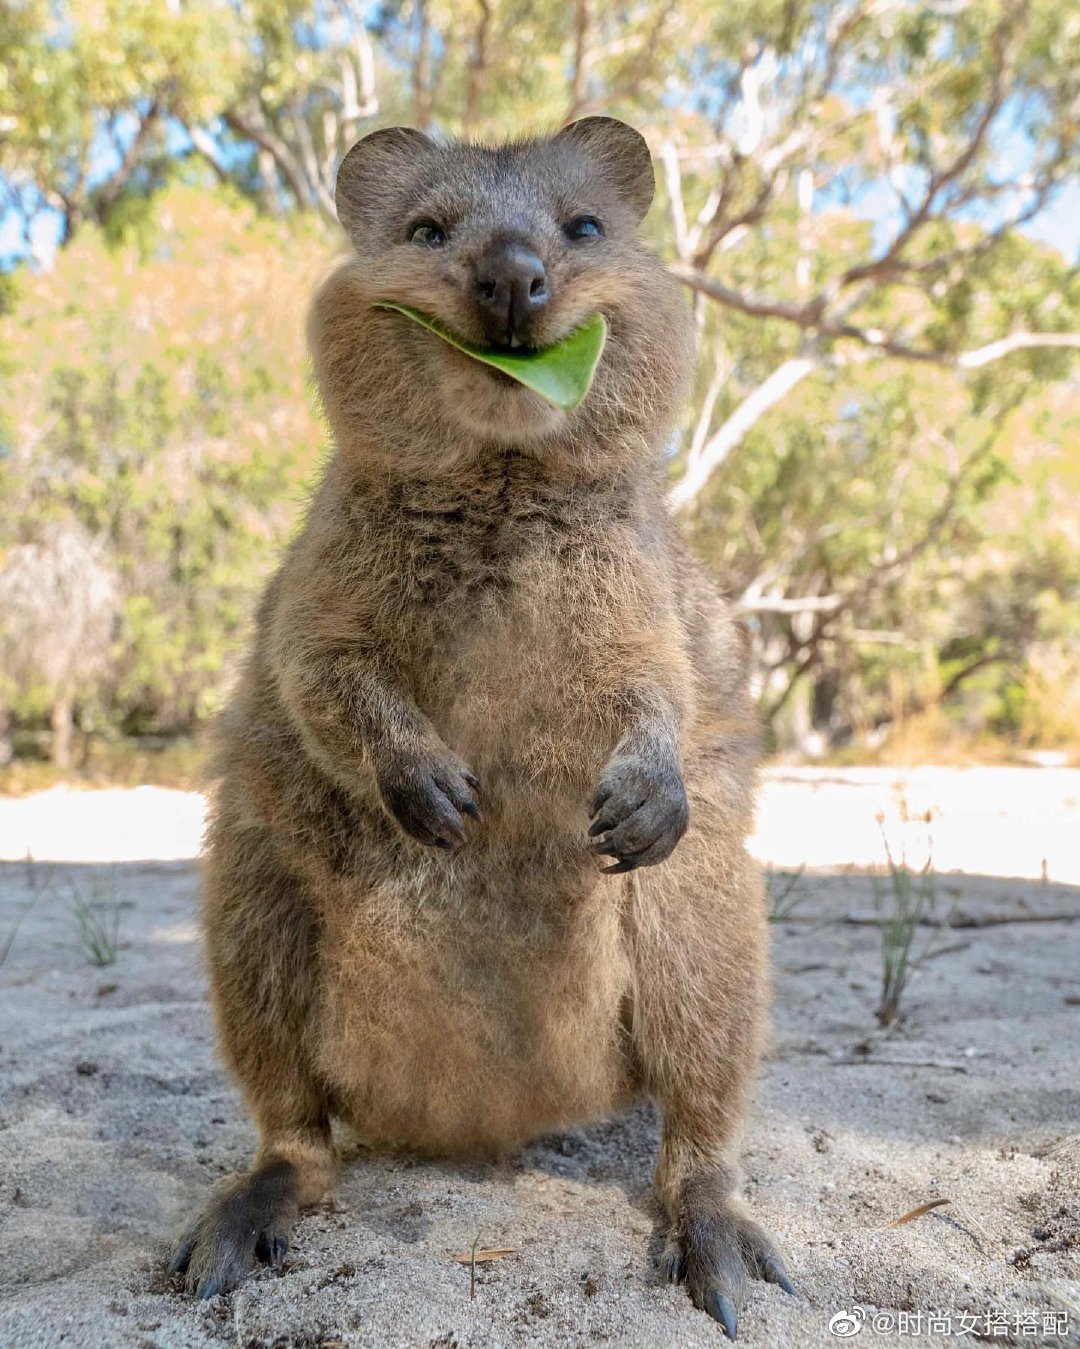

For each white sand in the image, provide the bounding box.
[2,766,1078,882]
[0,769,1077,1347]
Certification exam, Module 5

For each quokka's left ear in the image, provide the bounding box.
[335,126,438,243]
[556,116,655,223]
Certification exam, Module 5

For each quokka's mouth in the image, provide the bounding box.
[374,302,607,411]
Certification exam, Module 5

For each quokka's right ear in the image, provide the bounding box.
[335,127,437,241]
[556,117,655,223]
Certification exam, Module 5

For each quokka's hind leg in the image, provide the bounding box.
[169,825,337,1298]
[626,815,795,1340]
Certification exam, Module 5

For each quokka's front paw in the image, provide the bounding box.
[377,743,481,850]
[588,753,689,873]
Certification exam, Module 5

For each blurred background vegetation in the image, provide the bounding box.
[1,0,1078,783]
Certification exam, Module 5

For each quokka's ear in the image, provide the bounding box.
[335,126,437,241]
[556,116,655,223]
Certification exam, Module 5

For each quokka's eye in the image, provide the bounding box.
[409,220,448,247]
[564,215,603,242]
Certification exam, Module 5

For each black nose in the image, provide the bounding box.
[474,242,548,346]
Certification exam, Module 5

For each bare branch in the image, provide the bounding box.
[741,594,844,614]
[94,100,161,219]
[339,18,379,136]
[223,108,315,212]
[463,0,491,135]
[413,0,435,132]
[184,124,229,183]
[956,332,1080,369]
[838,10,1018,288]
[672,264,1080,371]
[568,0,589,119]
[685,344,733,468]
[286,96,337,219]
[669,263,824,326]
[661,141,689,260]
[668,353,821,510]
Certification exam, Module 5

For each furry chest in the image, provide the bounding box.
[423,583,615,793]
[378,476,634,801]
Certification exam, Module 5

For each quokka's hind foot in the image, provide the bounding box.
[659,1172,796,1340]
[168,1159,299,1299]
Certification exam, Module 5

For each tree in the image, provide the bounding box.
[0,521,118,765]
[0,186,329,746]
[0,0,1077,758]
[0,0,246,248]
[659,0,1080,508]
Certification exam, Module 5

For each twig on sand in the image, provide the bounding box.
[450,1238,517,1297]
[822,911,1080,928]
[450,1246,517,1265]
[830,1055,969,1072]
[913,940,971,963]
[887,1198,951,1227]
[946,911,1080,928]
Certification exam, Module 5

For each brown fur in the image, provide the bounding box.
[169,118,792,1331]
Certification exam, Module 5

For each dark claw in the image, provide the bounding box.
[378,748,479,850]
[601,841,669,874]
[762,1259,796,1297]
[167,1233,195,1279]
[587,754,688,870]
[659,1246,686,1283]
[198,1274,224,1301]
[255,1230,289,1271]
[708,1291,738,1340]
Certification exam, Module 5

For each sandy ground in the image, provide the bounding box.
[1,768,1078,1347]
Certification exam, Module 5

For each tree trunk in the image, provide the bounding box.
[51,692,74,769]
[0,707,12,767]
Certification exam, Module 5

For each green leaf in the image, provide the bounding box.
[374,303,607,411]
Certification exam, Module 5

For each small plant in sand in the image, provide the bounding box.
[0,853,56,967]
[66,875,123,967]
[873,833,936,1026]
[766,864,806,922]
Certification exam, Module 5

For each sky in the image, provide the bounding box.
[4,146,1078,272]
[2,60,1078,272]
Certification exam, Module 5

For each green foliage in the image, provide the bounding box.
[0,186,328,732]
[0,1,247,235]
[873,839,937,1027]
[0,0,1077,761]
[66,874,124,967]
[766,866,806,922]
[377,304,608,410]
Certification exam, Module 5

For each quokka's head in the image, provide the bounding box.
[321,118,694,457]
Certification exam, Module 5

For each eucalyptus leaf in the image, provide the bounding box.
[375,303,607,411]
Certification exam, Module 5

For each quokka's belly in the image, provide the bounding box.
[313,864,634,1155]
